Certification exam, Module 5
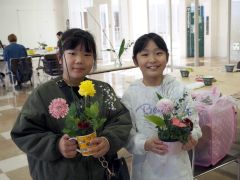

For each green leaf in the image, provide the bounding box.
[92,117,106,131]
[118,39,125,59]
[85,102,99,119]
[156,92,163,100]
[90,102,99,114]
[68,104,77,117]
[145,115,165,127]
[105,48,116,52]
[186,67,193,72]
[63,128,77,137]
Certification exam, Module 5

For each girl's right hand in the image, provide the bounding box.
[144,137,168,155]
[58,134,78,158]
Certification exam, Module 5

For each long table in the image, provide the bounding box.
[171,66,240,96]
[90,61,136,74]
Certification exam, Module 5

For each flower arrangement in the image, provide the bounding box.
[38,42,48,49]
[180,67,193,78]
[145,93,193,143]
[185,67,193,72]
[48,80,106,136]
[85,8,133,67]
[105,39,134,66]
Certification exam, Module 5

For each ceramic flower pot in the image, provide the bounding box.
[71,131,97,156]
[225,64,235,72]
[78,131,97,156]
[163,141,183,155]
[180,70,189,77]
[202,76,214,86]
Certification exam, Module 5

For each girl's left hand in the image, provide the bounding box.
[88,137,110,158]
[182,135,198,151]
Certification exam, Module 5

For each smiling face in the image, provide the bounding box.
[61,44,94,85]
[134,40,168,86]
[59,29,97,86]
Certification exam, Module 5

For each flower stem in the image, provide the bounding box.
[86,8,118,59]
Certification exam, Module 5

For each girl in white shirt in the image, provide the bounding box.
[121,33,202,180]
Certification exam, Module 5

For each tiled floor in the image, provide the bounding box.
[0,57,239,180]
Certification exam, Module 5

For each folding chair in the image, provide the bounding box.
[236,61,240,72]
[0,72,5,87]
[9,57,33,92]
[42,54,62,80]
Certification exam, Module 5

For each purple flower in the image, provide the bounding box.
[156,98,174,115]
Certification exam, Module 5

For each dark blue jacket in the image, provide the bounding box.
[3,42,27,69]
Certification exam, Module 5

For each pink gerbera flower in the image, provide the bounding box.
[156,98,174,115]
[49,98,69,119]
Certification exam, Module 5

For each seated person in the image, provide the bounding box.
[0,40,4,49]
[56,31,63,40]
[56,31,63,60]
[0,72,5,87]
[3,34,27,89]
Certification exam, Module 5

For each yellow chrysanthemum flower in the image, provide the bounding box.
[79,80,96,97]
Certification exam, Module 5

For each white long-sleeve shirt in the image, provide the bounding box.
[121,75,202,180]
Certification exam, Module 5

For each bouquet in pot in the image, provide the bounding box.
[145,93,193,143]
[48,80,106,136]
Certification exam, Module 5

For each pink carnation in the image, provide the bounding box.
[171,117,187,128]
[49,98,69,119]
[156,98,174,115]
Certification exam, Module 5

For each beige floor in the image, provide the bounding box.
[0,57,239,180]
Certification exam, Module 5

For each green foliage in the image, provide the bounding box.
[156,92,163,100]
[118,39,125,59]
[157,125,192,143]
[63,102,106,136]
[63,104,80,136]
[145,115,165,127]
[84,102,106,131]
[105,39,134,60]
[37,42,47,49]
[145,114,191,143]
[146,113,192,143]
[145,93,193,144]
[85,102,99,119]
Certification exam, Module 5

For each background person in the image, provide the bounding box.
[0,40,5,49]
[56,31,63,48]
[3,34,27,70]
[3,34,27,89]
[56,31,63,40]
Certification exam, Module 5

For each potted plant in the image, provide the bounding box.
[105,39,134,67]
[86,8,134,67]
[225,64,235,72]
[38,42,48,50]
[180,67,193,78]
[145,93,193,154]
[48,80,106,156]
[202,76,214,86]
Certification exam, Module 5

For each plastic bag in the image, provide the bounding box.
[193,88,237,166]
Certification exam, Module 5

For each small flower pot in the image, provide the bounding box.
[225,64,235,72]
[71,131,97,156]
[202,76,214,86]
[163,141,183,155]
[180,70,189,77]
